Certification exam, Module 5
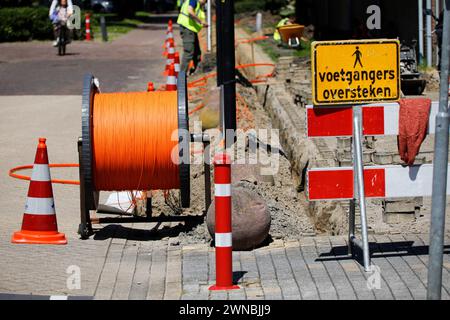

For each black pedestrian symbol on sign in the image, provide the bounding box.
[353,46,363,68]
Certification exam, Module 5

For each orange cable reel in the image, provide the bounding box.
[79,74,191,209]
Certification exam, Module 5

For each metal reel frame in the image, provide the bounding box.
[77,72,196,239]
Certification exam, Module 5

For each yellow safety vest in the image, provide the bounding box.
[273,18,289,41]
[177,0,206,33]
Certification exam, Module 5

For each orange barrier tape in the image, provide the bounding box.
[9,164,80,185]
[188,103,205,115]
[187,63,275,89]
[236,36,269,45]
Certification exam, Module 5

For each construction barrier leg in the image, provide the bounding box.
[348,198,356,257]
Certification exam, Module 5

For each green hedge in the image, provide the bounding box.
[0,7,53,41]
[0,7,100,42]
[235,0,287,14]
[235,0,265,13]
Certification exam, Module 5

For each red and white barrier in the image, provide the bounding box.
[85,13,91,41]
[209,153,239,291]
[307,164,450,201]
[306,102,447,137]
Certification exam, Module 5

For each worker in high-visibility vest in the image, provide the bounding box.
[177,0,207,75]
[273,15,296,42]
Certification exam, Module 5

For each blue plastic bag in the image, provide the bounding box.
[50,10,59,24]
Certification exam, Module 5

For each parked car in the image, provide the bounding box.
[91,0,115,13]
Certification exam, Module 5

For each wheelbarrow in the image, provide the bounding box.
[277,24,305,48]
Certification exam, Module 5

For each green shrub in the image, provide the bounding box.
[235,0,265,14]
[235,0,287,14]
[0,7,53,41]
[0,7,102,42]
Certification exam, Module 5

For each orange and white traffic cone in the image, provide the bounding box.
[12,138,67,245]
[168,19,173,33]
[166,64,177,91]
[147,82,155,92]
[163,26,174,57]
[174,52,180,77]
[164,39,176,76]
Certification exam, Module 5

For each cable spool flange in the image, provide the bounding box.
[81,73,191,209]
[81,73,99,210]
[177,71,190,208]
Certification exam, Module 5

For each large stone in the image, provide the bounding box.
[231,163,275,185]
[206,186,271,250]
[199,86,220,130]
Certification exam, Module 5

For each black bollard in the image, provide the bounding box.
[100,16,108,42]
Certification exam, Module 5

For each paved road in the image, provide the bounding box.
[0,24,181,95]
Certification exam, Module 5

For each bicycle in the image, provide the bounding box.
[56,21,69,56]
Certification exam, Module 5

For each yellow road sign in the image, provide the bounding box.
[312,39,400,105]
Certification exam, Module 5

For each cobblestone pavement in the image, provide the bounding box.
[6,225,446,300]
[89,230,450,300]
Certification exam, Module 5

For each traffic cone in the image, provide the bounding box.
[166,64,177,91]
[147,82,155,92]
[168,19,173,33]
[163,39,176,76]
[174,52,180,77]
[162,27,174,57]
[12,138,67,245]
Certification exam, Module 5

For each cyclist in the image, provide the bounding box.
[49,0,73,47]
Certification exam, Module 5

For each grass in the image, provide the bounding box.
[257,38,314,62]
[91,13,145,42]
[418,61,437,73]
[293,39,313,59]
[240,18,314,62]
[258,39,280,62]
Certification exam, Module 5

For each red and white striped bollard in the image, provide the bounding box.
[85,13,91,41]
[209,153,240,291]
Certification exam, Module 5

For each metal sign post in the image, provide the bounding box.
[427,0,450,300]
[349,106,371,272]
[207,0,212,52]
